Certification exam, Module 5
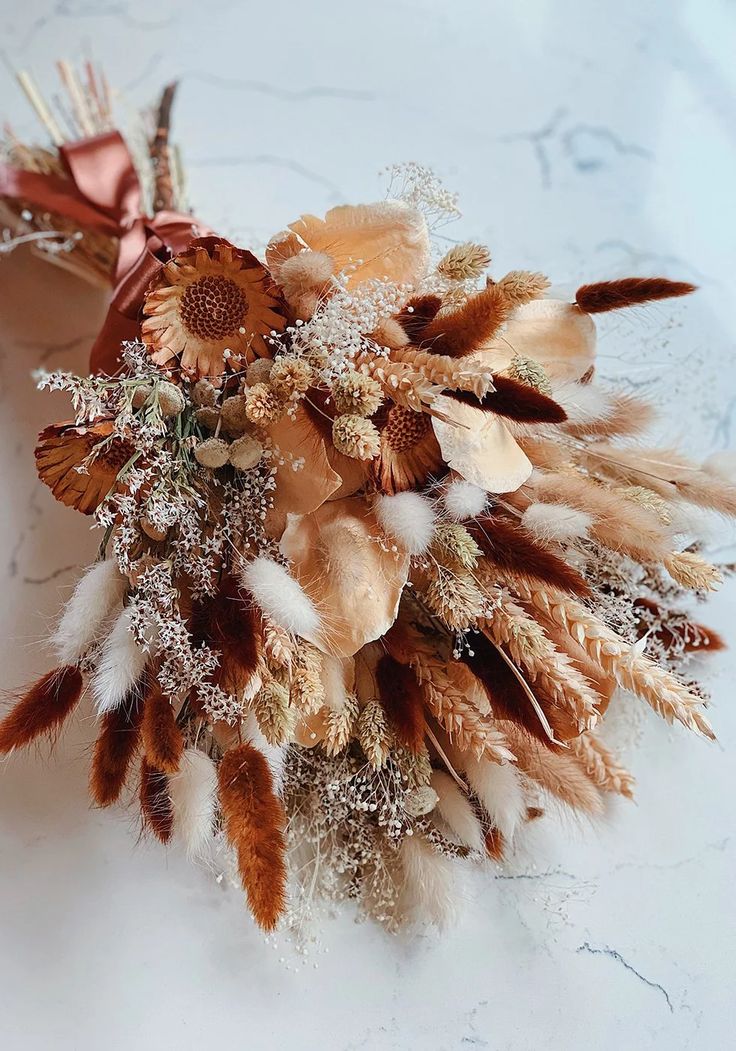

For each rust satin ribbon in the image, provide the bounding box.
[0,130,212,374]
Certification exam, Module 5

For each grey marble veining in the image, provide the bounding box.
[0,2,734,1048]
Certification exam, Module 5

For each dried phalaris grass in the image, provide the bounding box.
[436,242,491,281]
[664,550,722,592]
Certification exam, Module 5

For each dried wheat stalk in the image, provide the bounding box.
[570,732,635,799]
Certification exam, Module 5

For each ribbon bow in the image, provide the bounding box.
[0,130,212,373]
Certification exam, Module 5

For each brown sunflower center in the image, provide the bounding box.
[382,406,431,452]
[179,275,247,342]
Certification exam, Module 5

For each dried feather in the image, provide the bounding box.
[0,665,83,753]
[470,513,590,596]
[217,743,287,931]
[575,277,695,313]
[447,376,567,424]
[459,754,526,841]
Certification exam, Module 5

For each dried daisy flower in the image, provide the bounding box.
[496,270,550,307]
[268,355,313,399]
[194,436,229,468]
[332,370,383,417]
[332,414,381,460]
[431,523,482,570]
[245,383,285,425]
[506,354,552,394]
[228,434,264,471]
[142,241,285,379]
[437,242,491,281]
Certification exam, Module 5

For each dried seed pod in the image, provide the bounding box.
[191,379,218,407]
[157,381,186,417]
[194,406,220,431]
[245,358,273,386]
[220,394,249,435]
[228,434,264,471]
[132,383,153,408]
[194,437,230,469]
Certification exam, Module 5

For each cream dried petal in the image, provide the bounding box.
[432,396,532,494]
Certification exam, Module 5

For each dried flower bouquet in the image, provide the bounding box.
[1,67,733,933]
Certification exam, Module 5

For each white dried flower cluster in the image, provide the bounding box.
[383,162,461,227]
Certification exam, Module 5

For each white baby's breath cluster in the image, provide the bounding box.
[383,162,461,227]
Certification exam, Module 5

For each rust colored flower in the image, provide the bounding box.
[142,241,286,379]
[35,421,133,515]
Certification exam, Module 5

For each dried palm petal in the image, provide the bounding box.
[279,497,410,657]
[267,200,430,289]
[35,421,133,515]
[432,395,532,494]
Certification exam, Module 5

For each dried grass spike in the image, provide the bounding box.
[90,688,144,806]
[575,277,696,313]
[139,756,174,843]
[142,684,184,774]
[0,665,83,753]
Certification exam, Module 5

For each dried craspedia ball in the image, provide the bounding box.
[245,358,273,387]
[228,434,264,471]
[194,437,230,469]
[220,394,249,435]
[245,383,285,425]
[191,378,218,407]
[157,381,186,418]
[194,406,220,431]
[269,355,313,399]
[332,370,383,417]
[332,414,381,460]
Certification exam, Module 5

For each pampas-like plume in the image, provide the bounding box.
[447,376,567,424]
[374,491,436,555]
[554,382,654,438]
[570,732,635,799]
[397,834,457,928]
[191,575,260,692]
[396,294,442,341]
[90,687,144,806]
[217,743,287,931]
[525,472,673,566]
[430,770,484,852]
[53,559,127,663]
[169,747,218,857]
[91,608,149,714]
[469,513,590,596]
[502,722,604,815]
[518,582,715,739]
[420,282,511,358]
[575,277,696,313]
[521,502,593,543]
[142,684,183,774]
[140,756,174,843]
[376,654,426,753]
[0,665,82,753]
[241,556,320,637]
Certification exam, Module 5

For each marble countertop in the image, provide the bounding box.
[0,2,734,1048]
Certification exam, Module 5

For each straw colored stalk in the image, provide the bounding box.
[481,589,600,729]
[361,345,493,399]
[355,357,440,412]
[412,653,514,763]
[570,732,635,799]
[515,581,715,739]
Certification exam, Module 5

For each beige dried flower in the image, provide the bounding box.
[497,270,550,307]
[194,406,220,431]
[245,358,273,386]
[269,355,313,399]
[332,370,384,417]
[437,242,491,281]
[332,414,381,460]
[261,618,295,670]
[191,378,218,407]
[157,381,186,418]
[253,677,295,745]
[431,523,482,570]
[220,394,249,434]
[194,437,230,468]
[131,382,153,409]
[228,434,264,471]
[357,699,393,769]
[423,565,485,630]
[323,694,359,756]
[245,382,285,425]
[506,354,552,394]
[665,550,722,592]
[290,642,325,714]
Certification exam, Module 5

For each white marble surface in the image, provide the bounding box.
[1,1,735,1048]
